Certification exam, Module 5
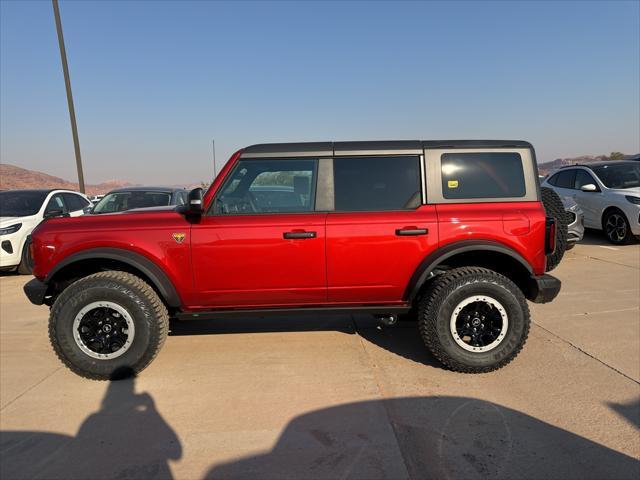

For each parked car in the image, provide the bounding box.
[25,140,567,380]
[90,187,188,214]
[542,161,640,244]
[0,189,91,274]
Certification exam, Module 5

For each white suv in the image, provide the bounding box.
[542,161,640,244]
[0,189,91,274]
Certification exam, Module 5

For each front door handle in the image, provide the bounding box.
[283,231,317,239]
[395,227,428,236]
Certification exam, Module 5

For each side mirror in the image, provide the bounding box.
[187,187,203,216]
[581,184,598,192]
[83,206,93,214]
[43,209,68,220]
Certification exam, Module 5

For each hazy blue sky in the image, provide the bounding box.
[1,0,639,185]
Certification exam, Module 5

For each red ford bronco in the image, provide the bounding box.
[24,141,567,380]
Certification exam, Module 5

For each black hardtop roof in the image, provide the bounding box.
[241,140,533,157]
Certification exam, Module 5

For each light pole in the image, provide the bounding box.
[52,0,85,193]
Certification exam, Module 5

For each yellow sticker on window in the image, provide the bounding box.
[448,180,459,188]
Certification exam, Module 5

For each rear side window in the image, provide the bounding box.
[441,152,525,199]
[333,156,421,211]
[549,169,576,189]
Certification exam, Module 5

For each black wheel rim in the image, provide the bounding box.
[606,214,627,242]
[450,295,508,352]
[73,302,135,359]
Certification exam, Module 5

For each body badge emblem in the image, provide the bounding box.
[172,233,186,244]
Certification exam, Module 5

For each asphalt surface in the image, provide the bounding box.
[1,230,639,479]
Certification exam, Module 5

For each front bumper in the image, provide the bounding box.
[24,278,48,306]
[529,274,561,304]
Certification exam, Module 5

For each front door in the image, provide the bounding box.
[191,157,327,308]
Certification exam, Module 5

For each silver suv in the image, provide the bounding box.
[542,161,640,244]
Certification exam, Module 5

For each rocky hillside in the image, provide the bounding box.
[0,164,132,196]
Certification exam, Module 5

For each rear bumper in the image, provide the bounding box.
[24,278,48,306]
[529,274,561,304]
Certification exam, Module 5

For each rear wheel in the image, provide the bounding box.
[541,187,568,272]
[418,267,530,373]
[49,271,169,380]
[603,209,634,245]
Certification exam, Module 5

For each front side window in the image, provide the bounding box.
[574,170,598,190]
[441,152,525,199]
[45,194,67,213]
[333,156,421,211]
[62,193,89,212]
[213,158,317,214]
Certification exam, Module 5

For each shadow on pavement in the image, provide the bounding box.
[609,398,640,429]
[0,372,181,479]
[205,396,640,480]
[578,229,639,247]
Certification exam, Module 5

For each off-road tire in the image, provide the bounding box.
[17,236,33,275]
[603,209,635,245]
[418,267,530,373]
[49,271,169,380]
[541,187,568,272]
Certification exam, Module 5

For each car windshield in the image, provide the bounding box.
[92,191,172,213]
[0,191,48,217]
[591,163,640,189]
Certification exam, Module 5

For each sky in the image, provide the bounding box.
[1,0,639,185]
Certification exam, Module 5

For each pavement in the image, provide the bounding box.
[0,230,639,479]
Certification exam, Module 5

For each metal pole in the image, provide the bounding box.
[52,0,85,193]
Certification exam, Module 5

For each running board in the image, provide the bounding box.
[174,305,411,321]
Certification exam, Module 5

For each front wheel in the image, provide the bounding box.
[603,209,634,245]
[418,267,530,373]
[17,236,33,275]
[49,271,169,380]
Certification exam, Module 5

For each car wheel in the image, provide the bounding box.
[17,236,33,275]
[541,187,568,272]
[418,267,530,373]
[603,209,634,245]
[49,271,169,380]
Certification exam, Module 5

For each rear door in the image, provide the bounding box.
[326,150,438,304]
[190,157,328,308]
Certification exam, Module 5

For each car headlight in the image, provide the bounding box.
[0,223,22,235]
[625,195,640,205]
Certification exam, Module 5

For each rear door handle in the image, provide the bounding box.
[395,228,428,236]
[283,231,317,239]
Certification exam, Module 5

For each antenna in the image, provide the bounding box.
[212,139,217,179]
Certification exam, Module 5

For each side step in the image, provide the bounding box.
[174,305,410,321]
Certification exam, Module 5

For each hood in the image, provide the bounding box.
[0,215,33,228]
[607,186,640,196]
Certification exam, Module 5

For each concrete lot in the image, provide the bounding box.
[1,231,639,479]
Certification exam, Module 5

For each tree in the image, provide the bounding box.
[609,152,625,160]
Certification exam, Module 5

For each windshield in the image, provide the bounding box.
[0,191,48,217]
[92,191,172,213]
[591,163,640,189]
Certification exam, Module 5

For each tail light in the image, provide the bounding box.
[545,217,556,254]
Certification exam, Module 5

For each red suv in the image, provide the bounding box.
[24,141,565,380]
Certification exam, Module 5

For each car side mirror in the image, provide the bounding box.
[581,184,598,192]
[83,206,93,214]
[186,187,203,216]
[43,209,68,219]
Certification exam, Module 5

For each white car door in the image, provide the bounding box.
[572,170,603,228]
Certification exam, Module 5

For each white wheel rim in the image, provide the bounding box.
[450,295,508,353]
[72,301,135,360]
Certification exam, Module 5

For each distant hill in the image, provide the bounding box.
[0,164,133,196]
[538,153,639,175]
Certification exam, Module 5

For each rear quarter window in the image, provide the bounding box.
[441,152,526,199]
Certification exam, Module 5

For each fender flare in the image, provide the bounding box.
[404,240,534,302]
[46,247,182,307]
